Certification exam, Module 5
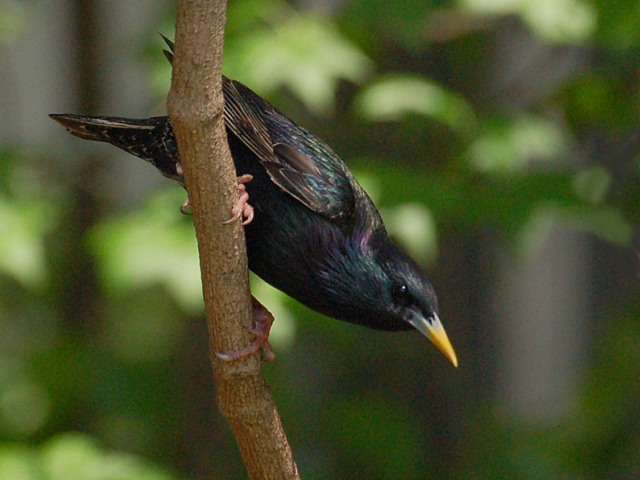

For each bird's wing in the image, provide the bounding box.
[223,77,356,222]
[161,34,360,224]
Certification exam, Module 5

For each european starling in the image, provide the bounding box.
[49,39,457,367]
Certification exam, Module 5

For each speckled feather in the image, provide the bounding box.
[49,39,458,366]
[50,86,430,331]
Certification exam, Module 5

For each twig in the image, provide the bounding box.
[167,1,299,478]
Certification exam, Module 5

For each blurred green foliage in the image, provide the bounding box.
[355,74,477,134]
[1,0,639,478]
[88,190,201,314]
[0,434,177,480]
[0,150,59,289]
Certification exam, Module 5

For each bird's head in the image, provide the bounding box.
[374,237,458,367]
[317,229,458,367]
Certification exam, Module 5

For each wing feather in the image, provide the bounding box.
[161,34,361,224]
[223,77,355,221]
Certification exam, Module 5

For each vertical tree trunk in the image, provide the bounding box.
[167,1,299,478]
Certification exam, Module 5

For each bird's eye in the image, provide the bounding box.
[392,283,410,305]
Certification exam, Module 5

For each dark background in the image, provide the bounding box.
[0,0,638,478]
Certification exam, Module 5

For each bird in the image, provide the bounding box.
[49,37,458,367]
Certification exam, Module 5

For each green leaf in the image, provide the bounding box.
[518,204,633,256]
[567,206,633,244]
[467,115,567,174]
[0,446,40,480]
[381,203,438,265]
[458,0,597,43]
[354,74,476,134]
[41,434,176,480]
[224,13,372,114]
[0,434,177,480]
[87,189,202,314]
[0,195,56,288]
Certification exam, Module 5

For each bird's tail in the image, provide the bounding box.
[49,113,182,183]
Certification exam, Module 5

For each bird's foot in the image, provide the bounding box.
[175,162,192,215]
[180,197,191,215]
[215,297,275,362]
[222,174,254,226]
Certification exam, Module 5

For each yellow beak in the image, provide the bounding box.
[407,312,458,367]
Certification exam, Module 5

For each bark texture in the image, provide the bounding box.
[167,2,299,478]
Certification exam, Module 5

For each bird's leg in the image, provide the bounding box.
[222,174,254,226]
[215,296,275,362]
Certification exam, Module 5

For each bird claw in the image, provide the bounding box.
[215,297,275,362]
[175,162,193,215]
[180,197,191,215]
[178,171,252,221]
[223,174,254,226]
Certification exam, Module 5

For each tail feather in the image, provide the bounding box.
[49,113,182,183]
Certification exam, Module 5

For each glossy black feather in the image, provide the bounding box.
[50,89,429,333]
[223,77,361,225]
[49,40,456,361]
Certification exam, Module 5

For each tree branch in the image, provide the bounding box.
[167,1,299,478]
